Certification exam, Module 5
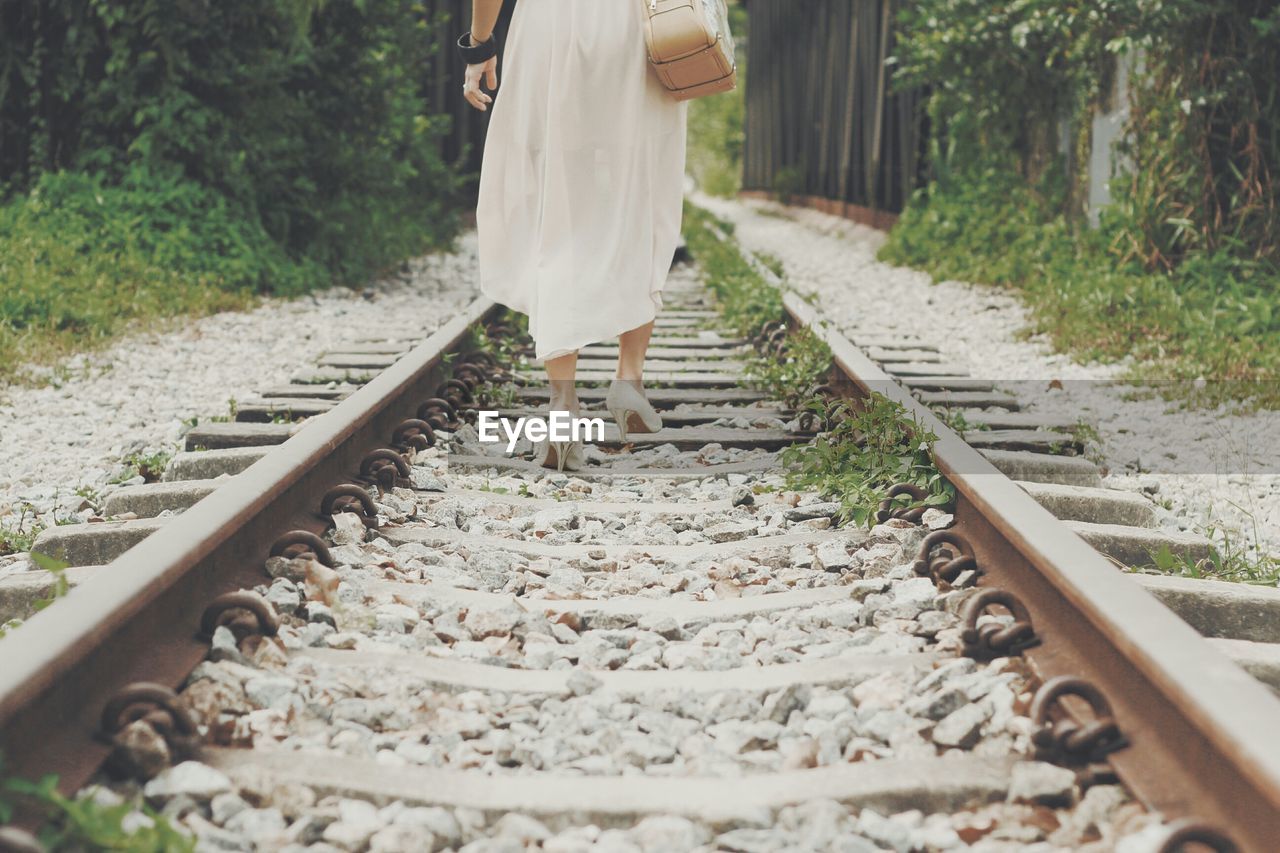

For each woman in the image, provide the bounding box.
[461,0,688,471]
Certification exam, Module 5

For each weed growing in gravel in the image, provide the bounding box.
[0,766,192,852]
[683,203,832,403]
[111,451,173,485]
[1144,507,1280,586]
[0,504,42,556]
[747,327,833,407]
[682,203,784,339]
[783,395,954,528]
[0,526,36,557]
[16,552,73,617]
[934,408,989,435]
[466,316,526,410]
[685,201,953,527]
[469,313,530,368]
[755,252,786,280]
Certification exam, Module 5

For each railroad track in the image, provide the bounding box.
[1,244,1279,851]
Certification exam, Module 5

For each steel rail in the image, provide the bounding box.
[785,292,1280,849]
[0,297,497,803]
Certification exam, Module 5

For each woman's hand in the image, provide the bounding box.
[464,57,499,111]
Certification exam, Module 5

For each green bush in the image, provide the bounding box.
[2,0,462,276]
[882,173,1280,402]
[0,168,310,376]
[893,0,1280,262]
[885,0,1280,404]
[0,0,465,377]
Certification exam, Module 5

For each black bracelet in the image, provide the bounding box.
[457,32,497,65]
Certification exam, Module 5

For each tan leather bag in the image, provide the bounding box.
[641,0,737,101]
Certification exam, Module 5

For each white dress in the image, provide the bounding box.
[477,0,689,361]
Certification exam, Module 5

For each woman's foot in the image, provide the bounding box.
[538,438,585,472]
[539,379,585,471]
[606,379,663,443]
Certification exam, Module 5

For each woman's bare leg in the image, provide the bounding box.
[539,351,581,470]
[616,321,654,381]
[545,351,580,415]
[608,322,662,441]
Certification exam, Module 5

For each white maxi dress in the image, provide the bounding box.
[476,0,689,361]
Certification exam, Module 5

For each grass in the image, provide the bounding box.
[880,173,1280,409]
[746,327,833,408]
[684,199,952,527]
[0,169,321,386]
[0,769,192,852]
[1139,503,1280,586]
[782,396,954,528]
[0,505,43,557]
[110,451,173,485]
[681,202,783,337]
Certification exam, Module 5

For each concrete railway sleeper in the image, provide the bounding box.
[0,259,1276,850]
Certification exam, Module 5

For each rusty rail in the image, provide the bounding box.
[786,292,1280,849]
[3,282,1279,848]
[0,297,497,803]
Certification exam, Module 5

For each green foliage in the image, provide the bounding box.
[0,0,464,379]
[0,767,193,852]
[0,169,295,377]
[112,449,173,485]
[881,172,1280,404]
[686,2,747,197]
[747,327,833,407]
[27,551,71,613]
[894,0,1279,262]
[1,0,463,274]
[934,407,988,435]
[0,504,42,557]
[468,312,530,370]
[782,395,953,528]
[888,0,1280,405]
[685,199,951,529]
[1140,496,1280,586]
[682,203,784,338]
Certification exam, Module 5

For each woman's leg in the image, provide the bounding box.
[545,350,580,415]
[616,321,654,381]
[608,321,662,440]
[539,350,582,470]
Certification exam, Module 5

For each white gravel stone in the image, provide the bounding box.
[931,702,990,749]
[331,512,369,546]
[1008,761,1079,806]
[244,675,297,710]
[143,761,233,803]
[0,240,478,577]
[813,539,854,572]
[64,243,1162,851]
[698,193,1280,571]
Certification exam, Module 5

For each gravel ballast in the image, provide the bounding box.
[0,239,481,576]
[77,428,1180,851]
[697,195,1280,574]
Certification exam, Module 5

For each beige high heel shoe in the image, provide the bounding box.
[538,439,585,472]
[538,394,586,472]
[606,379,663,443]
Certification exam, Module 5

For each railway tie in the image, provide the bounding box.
[1,254,1277,850]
